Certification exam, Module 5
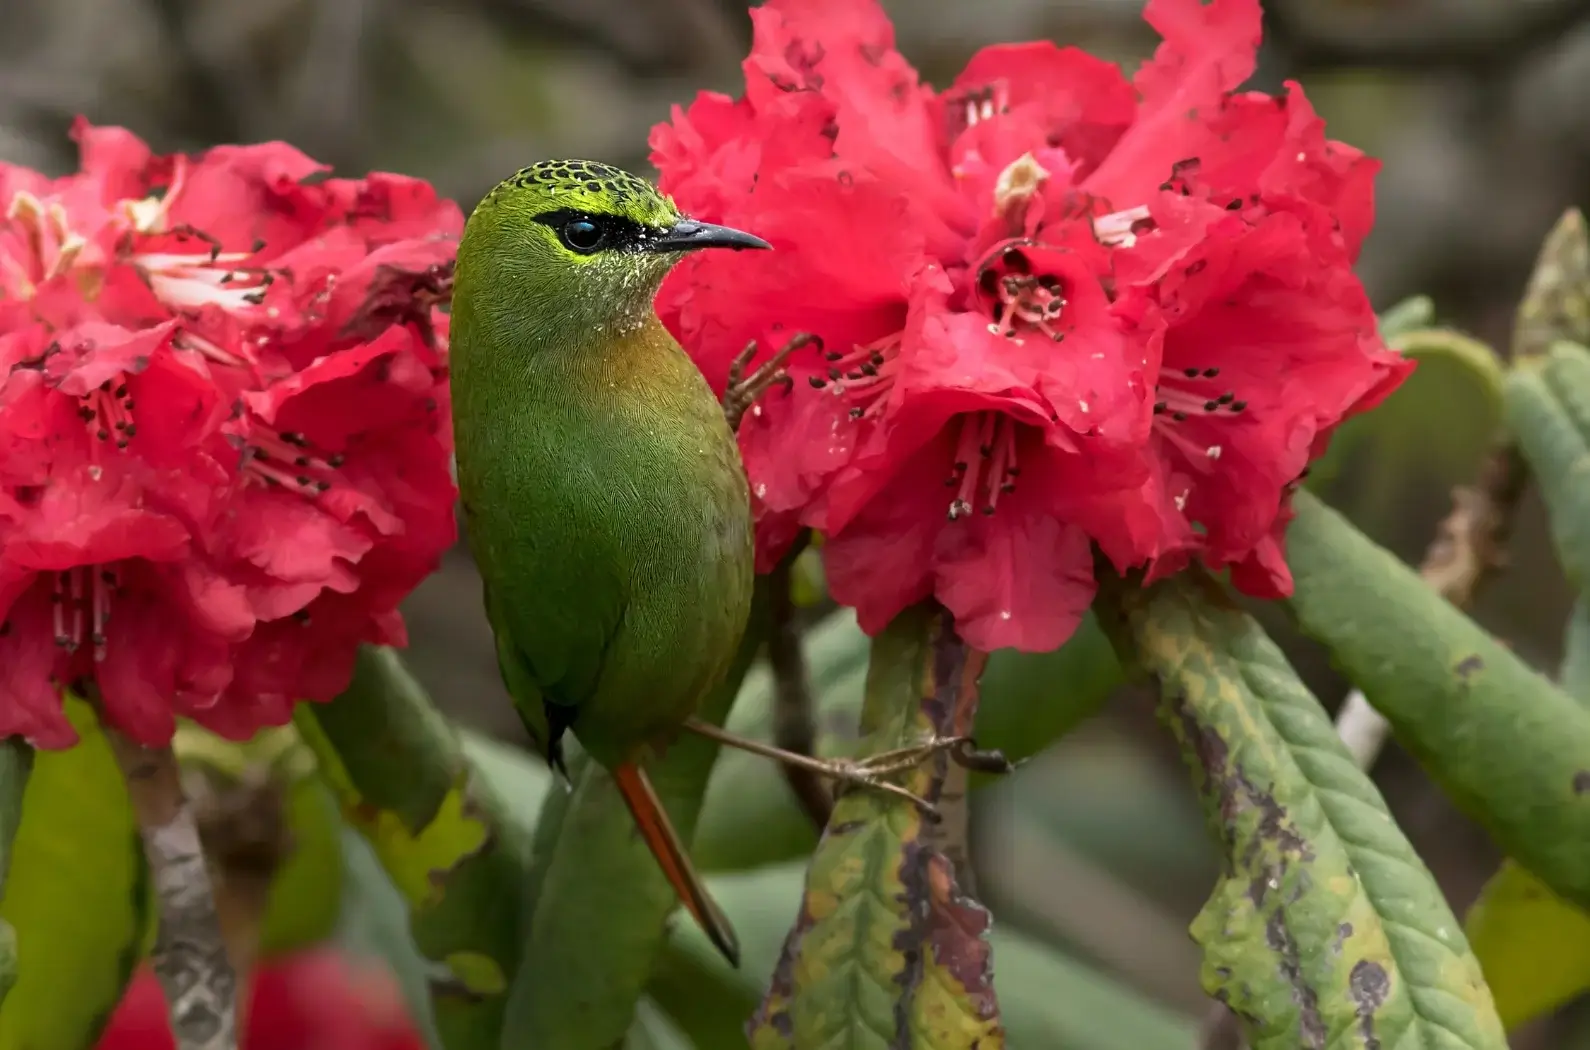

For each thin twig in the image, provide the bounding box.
[105,730,238,1050]
[187,762,290,1037]
[767,539,833,828]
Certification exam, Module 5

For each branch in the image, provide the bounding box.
[1266,0,1590,72]
[105,731,238,1050]
[1334,440,1527,770]
[766,539,832,828]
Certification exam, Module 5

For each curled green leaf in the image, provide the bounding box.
[1286,489,1590,908]
[1105,571,1506,1050]
[296,647,530,1050]
[747,604,1003,1050]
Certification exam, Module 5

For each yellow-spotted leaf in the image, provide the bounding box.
[747,604,1003,1050]
[1104,572,1506,1050]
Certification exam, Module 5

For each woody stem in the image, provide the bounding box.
[104,730,239,1050]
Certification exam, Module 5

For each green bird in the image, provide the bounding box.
[450,160,941,967]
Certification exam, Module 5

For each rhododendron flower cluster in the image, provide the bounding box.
[99,952,427,1050]
[653,0,1412,651]
[0,120,459,747]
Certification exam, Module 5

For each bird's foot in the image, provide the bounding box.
[681,718,1014,821]
[722,333,820,431]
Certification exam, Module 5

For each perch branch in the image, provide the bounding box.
[106,731,238,1050]
[767,539,833,828]
[187,762,291,1035]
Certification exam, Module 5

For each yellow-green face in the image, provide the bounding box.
[465,159,770,330]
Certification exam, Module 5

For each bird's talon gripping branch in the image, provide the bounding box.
[681,716,944,817]
[723,332,820,431]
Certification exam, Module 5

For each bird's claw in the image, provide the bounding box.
[723,333,821,431]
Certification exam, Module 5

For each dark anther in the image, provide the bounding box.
[1172,411,1188,422]
[1217,392,1235,405]
[808,375,826,388]
[1230,400,1248,412]
[1203,399,1219,412]
[1202,367,1220,378]
[1182,366,1200,378]
[1153,401,1168,414]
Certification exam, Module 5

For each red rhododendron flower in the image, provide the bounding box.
[99,952,427,1050]
[652,0,1411,651]
[0,120,459,747]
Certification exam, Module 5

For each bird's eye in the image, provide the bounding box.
[559,218,606,253]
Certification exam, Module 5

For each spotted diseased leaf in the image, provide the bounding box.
[748,604,1003,1050]
[1106,572,1506,1050]
[296,646,530,1050]
[1286,490,1590,909]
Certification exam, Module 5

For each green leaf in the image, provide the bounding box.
[296,647,531,1050]
[1461,594,1590,1031]
[499,590,768,1050]
[1504,341,1590,590]
[1104,570,1506,1050]
[1309,326,1502,496]
[663,861,1195,1050]
[1465,860,1590,1031]
[0,697,146,1050]
[1512,208,1590,361]
[1562,597,1590,706]
[1285,489,1590,909]
[1375,295,1436,340]
[693,608,1122,873]
[748,604,1004,1050]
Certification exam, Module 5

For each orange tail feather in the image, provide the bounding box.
[611,761,741,967]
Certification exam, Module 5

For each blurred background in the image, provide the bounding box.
[6,0,1589,1046]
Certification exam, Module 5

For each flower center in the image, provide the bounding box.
[805,331,901,422]
[977,246,1066,343]
[945,411,1020,520]
[51,566,118,662]
[77,379,137,449]
[238,424,345,498]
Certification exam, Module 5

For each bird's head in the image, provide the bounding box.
[458,159,770,336]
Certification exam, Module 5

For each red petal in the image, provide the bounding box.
[0,592,74,748]
[948,43,1136,178]
[1084,0,1263,207]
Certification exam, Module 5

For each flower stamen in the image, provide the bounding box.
[77,380,137,449]
[240,425,345,498]
[1093,206,1154,248]
[807,332,902,421]
[945,412,1020,519]
[51,566,115,661]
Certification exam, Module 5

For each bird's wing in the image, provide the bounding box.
[480,526,630,772]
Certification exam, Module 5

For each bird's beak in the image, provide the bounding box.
[647,218,772,253]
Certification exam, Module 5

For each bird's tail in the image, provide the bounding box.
[611,761,741,968]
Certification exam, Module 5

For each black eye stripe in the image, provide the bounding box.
[532,208,662,255]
